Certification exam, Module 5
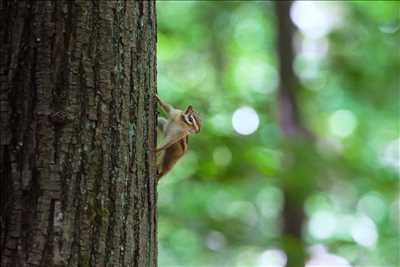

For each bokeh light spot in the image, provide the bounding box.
[256,186,284,218]
[232,106,260,135]
[380,138,400,171]
[205,231,226,252]
[351,215,378,248]
[307,245,352,267]
[328,109,357,138]
[357,192,387,222]
[308,210,337,240]
[290,1,342,39]
[379,21,400,34]
[213,146,232,167]
[258,249,287,267]
[227,201,258,226]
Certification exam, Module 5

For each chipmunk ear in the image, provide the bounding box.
[184,105,193,114]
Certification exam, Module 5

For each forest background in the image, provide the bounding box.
[156,1,399,267]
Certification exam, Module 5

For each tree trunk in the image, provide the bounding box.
[0,1,157,266]
[274,1,312,266]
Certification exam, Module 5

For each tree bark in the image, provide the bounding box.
[0,1,157,266]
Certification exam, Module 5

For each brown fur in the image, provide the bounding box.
[155,95,200,181]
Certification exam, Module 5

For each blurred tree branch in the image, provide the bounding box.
[274,1,313,266]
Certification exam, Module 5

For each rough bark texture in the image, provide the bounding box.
[274,1,311,266]
[0,0,157,266]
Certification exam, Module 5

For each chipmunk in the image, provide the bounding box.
[155,94,201,180]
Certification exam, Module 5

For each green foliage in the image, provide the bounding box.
[157,1,399,266]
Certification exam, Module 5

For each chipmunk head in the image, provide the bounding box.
[182,105,201,134]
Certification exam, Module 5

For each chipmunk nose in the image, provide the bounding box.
[192,127,200,134]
